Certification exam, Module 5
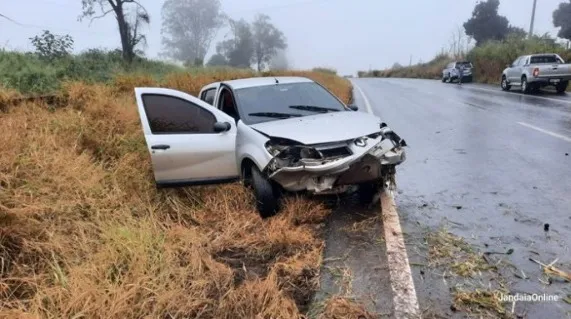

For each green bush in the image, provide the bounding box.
[358,35,571,84]
[468,34,571,83]
[0,49,183,94]
[358,52,452,79]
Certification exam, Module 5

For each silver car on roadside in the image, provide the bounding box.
[501,53,571,94]
[134,77,406,217]
[442,61,474,83]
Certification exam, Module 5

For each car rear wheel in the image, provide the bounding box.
[251,165,281,218]
[556,81,569,94]
[521,76,530,94]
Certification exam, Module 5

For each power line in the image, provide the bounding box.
[0,13,29,27]
[0,12,116,36]
[1,0,343,41]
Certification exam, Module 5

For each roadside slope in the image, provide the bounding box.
[0,70,366,318]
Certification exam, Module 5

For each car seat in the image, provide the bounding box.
[221,91,239,121]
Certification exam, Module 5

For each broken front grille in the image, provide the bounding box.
[317,146,352,159]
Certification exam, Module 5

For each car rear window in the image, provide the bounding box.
[530,55,562,64]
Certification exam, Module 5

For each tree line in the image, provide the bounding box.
[462,0,571,47]
[30,0,288,71]
[160,0,287,70]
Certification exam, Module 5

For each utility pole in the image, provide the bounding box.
[529,0,537,38]
[409,55,412,67]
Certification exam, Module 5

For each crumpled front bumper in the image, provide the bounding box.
[266,134,406,193]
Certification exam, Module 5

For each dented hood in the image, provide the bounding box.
[249,111,382,145]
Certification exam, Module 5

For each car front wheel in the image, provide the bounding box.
[501,76,511,91]
[357,181,382,207]
[251,165,281,218]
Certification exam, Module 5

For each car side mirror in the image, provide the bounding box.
[348,104,359,111]
[213,121,231,133]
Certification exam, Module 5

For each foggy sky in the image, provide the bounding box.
[0,0,566,75]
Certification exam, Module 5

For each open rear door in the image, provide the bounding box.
[134,87,238,187]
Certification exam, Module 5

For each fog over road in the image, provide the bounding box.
[332,78,571,318]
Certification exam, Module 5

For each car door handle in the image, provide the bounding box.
[151,144,170,150]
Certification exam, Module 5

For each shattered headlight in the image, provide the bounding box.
[265,140,322,159]
[265,141,290,157]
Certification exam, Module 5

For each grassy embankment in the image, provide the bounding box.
[359,35,571,85]
[0,51,377,318]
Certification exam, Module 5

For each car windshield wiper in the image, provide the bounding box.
[289,105,341,113]
[248,112,303,119]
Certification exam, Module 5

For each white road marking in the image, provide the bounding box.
[352,81,374,114]
[353,81,421,319]
[517,121,571,143]
[381,190,421,319]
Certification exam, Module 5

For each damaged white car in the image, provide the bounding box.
[134,76,406,217]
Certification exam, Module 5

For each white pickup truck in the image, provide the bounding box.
[501,53,571,94]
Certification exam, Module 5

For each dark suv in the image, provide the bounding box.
[442,61,474,83]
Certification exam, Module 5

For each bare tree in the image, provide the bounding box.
[161,0,225,66]
[79,0,150,63]
[449,25,473,60]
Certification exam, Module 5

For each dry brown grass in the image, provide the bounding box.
[0,70,353,318]
[453,289,508,318]
[426,229,494,277]
[317,297,379,319]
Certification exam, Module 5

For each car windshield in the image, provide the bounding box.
[530,55,563,64]
[234,82,348,125]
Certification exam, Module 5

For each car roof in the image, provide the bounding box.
[218,76,314,90]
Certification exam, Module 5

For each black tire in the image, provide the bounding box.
[357,181,381,207]
[446,74,452,83]
[251,165,280,218]
[241,165,252,189]
[556,81,568,94]
[441,76,446,83]
[521,76,530,94]
[501,76,511,91]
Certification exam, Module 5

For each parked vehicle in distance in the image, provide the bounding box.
[134,77,407,217]
[501,53,571,94]
[442,61,474,83]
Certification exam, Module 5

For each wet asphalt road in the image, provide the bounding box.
[344,78,571,318]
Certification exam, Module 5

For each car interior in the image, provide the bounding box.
[218,88,240,122]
